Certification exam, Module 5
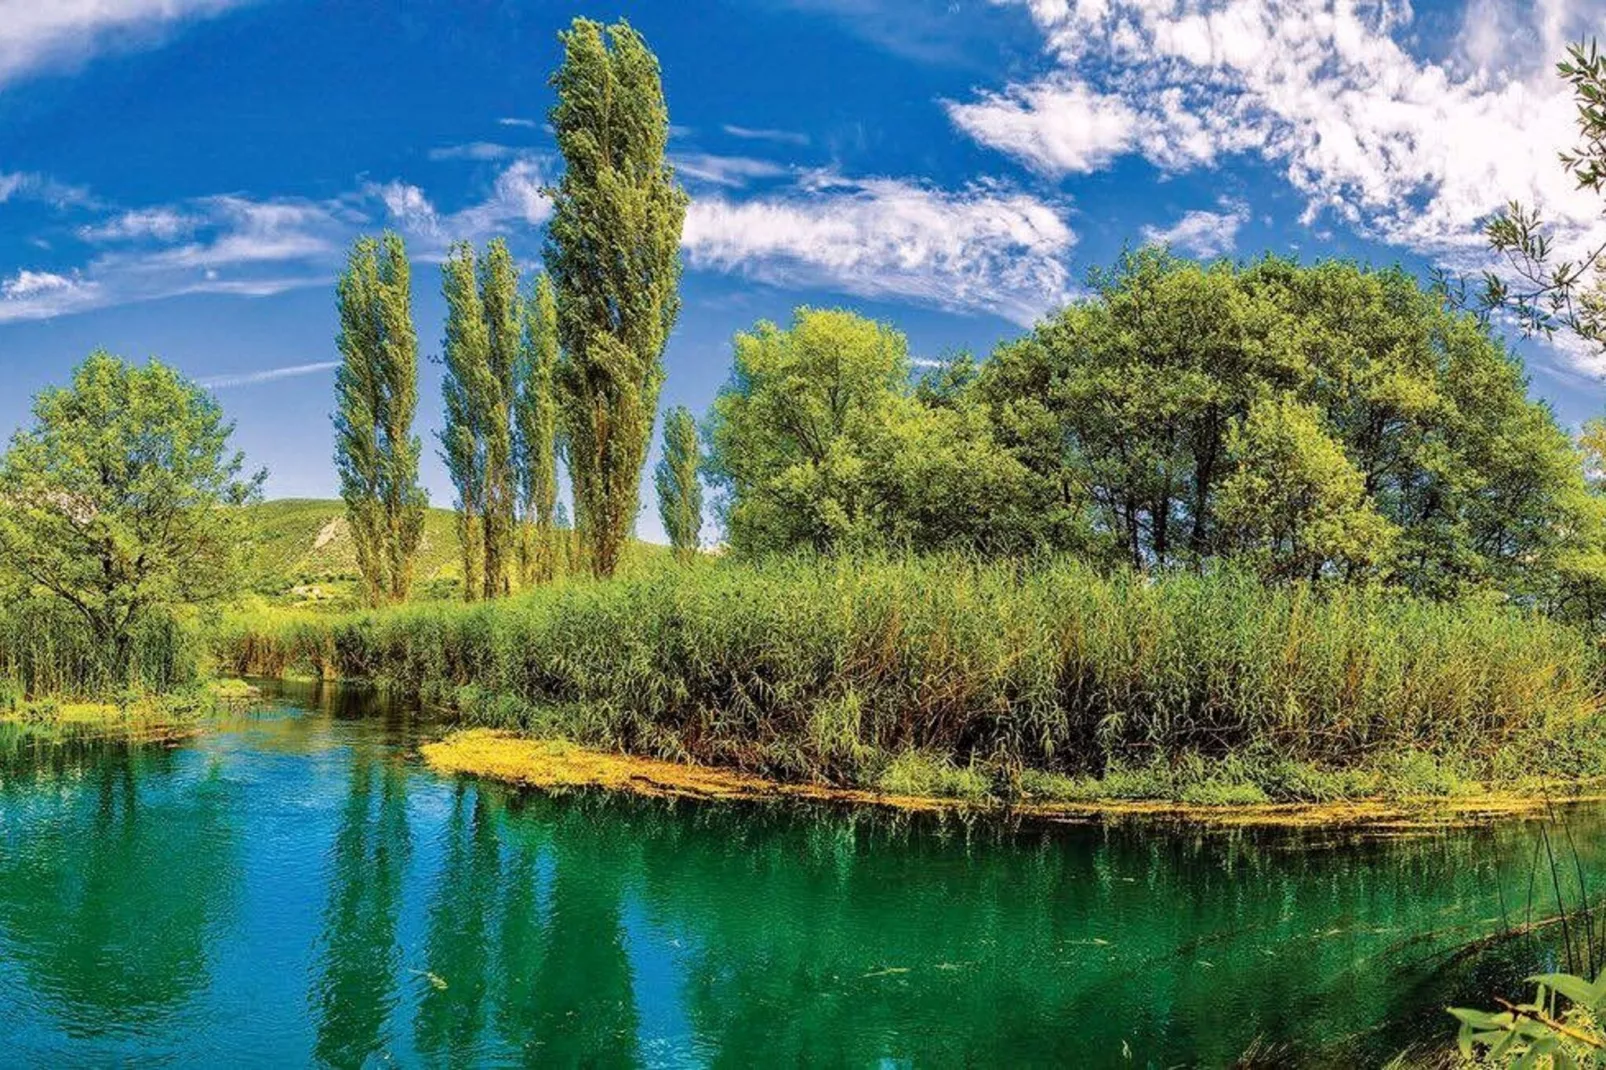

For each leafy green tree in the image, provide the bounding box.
[977,251,1589,597]
[0,353,264,683]
[479,239,521,599]
[440,243,490,602]
[333,233,428,607]
[547,17,688,577]
[1217,397,1396,582]
[515,273,561,585]
[654,406,702,562]
[707,309,1038,555]
[707,309,907,554]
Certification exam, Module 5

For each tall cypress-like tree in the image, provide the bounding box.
[516,273,561,585]
[479,239,521,599]
[439,243,490,603]
[654,406,702,563]
[334,233,427,606]
[546,18,688,578]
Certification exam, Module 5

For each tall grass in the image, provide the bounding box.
[214,555,1606,785]
[0,598,202,698]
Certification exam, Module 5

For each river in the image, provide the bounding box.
[0,680,1586,1067]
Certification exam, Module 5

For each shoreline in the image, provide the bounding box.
[420,728,1606,830]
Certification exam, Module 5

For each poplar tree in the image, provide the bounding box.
[479,238,521,599]
[546,18,688,577]
[654,406,702,562]
[515,273,561,585]
[333,233,426,606]
[439,243,490,602]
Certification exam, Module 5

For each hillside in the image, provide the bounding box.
[241,499,665,605]
[240,499,463,602]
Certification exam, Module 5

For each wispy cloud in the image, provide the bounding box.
[953,0,1606,364]
[78,207,196,242]
[682,171,1075,324]
[1141,201,1251,258]
[0,0,249,87]
[199,360,340,389]
[428,142,516,163]
[672,153,788,189]
[722,124,810,147]
[496,116,539,129]
[0,170,96,209]
[0,193,349,323]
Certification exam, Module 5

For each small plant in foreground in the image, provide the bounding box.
[1452,971,1606,1067]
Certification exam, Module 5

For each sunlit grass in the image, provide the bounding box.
[215,553,1606,797]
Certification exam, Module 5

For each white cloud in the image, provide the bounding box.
[957,0,1606,322]
[78,207,195,242]
[672,153,788,188]
[0,0,247,87]
[0,269,98,319]
[496,117,539,129]
[2,269,76,299]
[370,158,552,254]
[0,193,348,323]
[428,142,516,162]
[682,172,1075,324]
[722,124,810,147]
[199,360,341,389]
[1141,201,1250,258]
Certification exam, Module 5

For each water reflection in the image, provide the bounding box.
[0,685,1593,1066]
[0,728,239,1037]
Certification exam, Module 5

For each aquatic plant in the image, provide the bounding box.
[214,554,1606,789]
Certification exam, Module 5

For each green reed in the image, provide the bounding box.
[213,555,1606,786]
[0,597,202,699]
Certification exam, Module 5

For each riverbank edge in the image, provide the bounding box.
[0,679,262,743]
[420,728,1606,829]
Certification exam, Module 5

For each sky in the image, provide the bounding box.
[2,0,1606,543]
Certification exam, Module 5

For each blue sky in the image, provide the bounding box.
[2,0,1605,543]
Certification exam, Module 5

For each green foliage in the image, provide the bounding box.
[439,242,492,602]
[976,251,1593,598]
[214,555,1603,790]
[516,273,561,586]
[1218,396,1396,582]
[0,353,262,688]
[706,309,1034,555]
[1453,39,1606,355]
[0,597,201,697]
[547,17,688,578]
[1451,970,1606,1066]
[479,239,521,600]
[654,406,702,561]
[333,232,428,606]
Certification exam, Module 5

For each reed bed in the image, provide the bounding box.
[0,598,201,698]
[213,555,1606,785]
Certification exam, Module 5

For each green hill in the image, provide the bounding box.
[241,499,464,603]
[241,498,665,606]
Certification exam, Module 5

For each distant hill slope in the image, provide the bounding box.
[242,499,464,589]
[241,498,666,604]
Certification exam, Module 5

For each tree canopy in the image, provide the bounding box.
[547,17,687,578]
[706,256,1598,611]
[0,353,264,681]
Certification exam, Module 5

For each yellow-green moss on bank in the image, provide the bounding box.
[421,728,1606,830]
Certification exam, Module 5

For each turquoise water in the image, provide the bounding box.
[0,680,1589,1066]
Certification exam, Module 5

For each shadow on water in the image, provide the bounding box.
[0,681,1597,1066]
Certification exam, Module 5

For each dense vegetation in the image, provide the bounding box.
[214,554,1606,801]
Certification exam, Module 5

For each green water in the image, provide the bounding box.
[0,681,1590,1067]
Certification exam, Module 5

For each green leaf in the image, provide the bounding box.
[1530,973,1597,1007]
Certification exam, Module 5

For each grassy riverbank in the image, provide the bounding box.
[215,555,1606,805]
